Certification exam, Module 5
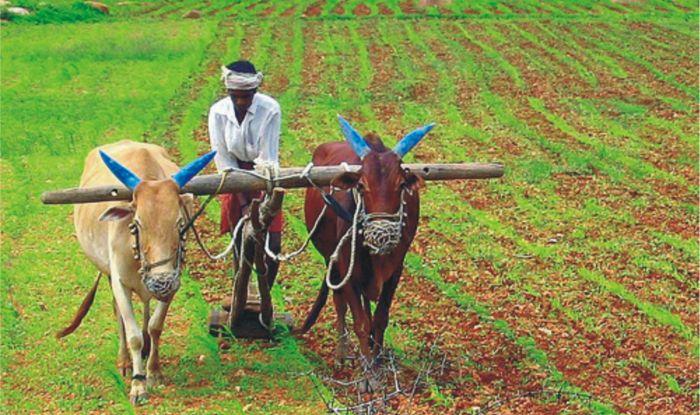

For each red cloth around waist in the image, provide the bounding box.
[219,161,284,235]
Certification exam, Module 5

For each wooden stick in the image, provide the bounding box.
[40,162,504,205]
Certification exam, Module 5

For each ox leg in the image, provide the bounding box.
[345,285,379,393]
[371,268,401,359]
[110,276,148,404]
[112,296,130,377]
[362,294,374,350]
[344,285,371,359]
[332,288,350,367]
[141,301,151,360]
[147,299,171,387]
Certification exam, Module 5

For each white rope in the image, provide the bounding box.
[325,191,362,291]
[222,165,311,183]
[264,203,327,262]
[263,162,328,262]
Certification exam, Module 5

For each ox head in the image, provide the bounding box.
[332,116,433,255]
[97,150,216,301]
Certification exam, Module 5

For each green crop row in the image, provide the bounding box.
[381,20,697,402]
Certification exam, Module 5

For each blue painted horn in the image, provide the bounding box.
[99,150,142,190]
[392,123,435,158]
[338,115,370,159]
[172,150,217,188]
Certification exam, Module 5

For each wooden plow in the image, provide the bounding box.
[42,162,504,339]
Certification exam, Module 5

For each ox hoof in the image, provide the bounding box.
[129,380,148,405]
[334,346,350,368]
[358,378,372,394]
[357,375,382,394]
[147,371,164,387]
[129,390,149,405]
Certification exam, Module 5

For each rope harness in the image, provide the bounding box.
[324,186,408,290]
[182,163,410,295]
[128,212,187,300]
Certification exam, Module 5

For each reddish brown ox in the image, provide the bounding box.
[297,116,433,370]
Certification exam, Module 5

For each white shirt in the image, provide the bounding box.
[208,92,281,172]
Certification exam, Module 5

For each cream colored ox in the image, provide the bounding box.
[58,140,215,404]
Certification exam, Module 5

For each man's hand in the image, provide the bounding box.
[253,158,280,179]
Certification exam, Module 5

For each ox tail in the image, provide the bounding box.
[56,272,102,339]
[293,279,329,335]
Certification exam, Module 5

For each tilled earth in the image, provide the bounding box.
[3,1,697,414]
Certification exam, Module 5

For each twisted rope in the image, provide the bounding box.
[325,191,363,291]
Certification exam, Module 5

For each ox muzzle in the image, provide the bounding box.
[142,271,181,301]
[357,187,408,256]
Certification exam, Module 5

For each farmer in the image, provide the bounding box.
[208,59,283,291]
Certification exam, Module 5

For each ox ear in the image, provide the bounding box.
[179,193,194,213]
[338,115,370,159]
[172,151,217,188]
[331,172,361,190]
[404,171,424,192]
[99,150,141,190]
[392,123,435,158]
[99,205,134,222]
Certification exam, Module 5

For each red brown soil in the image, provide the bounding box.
[597,21,697,82]
[138,2,166,16]
[412,210,697,414]
[303,0,325,17]
[158,4,191,19]
[461,23,697,203]
[399,0,420,15]
[378,3,393,15]
[353,4,371,16]
[580,23,694,101]
[207,6,223,16]
[281,6,296,17]
[507,4,529,14]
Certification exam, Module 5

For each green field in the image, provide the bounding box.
[1,1,698,414]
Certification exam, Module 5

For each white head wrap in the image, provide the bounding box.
[221,66,263,90]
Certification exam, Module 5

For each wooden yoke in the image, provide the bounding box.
[41,163,504,205]
[228,188,285,337]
